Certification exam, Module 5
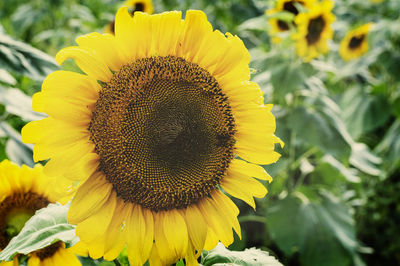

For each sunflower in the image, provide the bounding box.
[292,0,335,61]
[266,0,315,43]
[339,23,373,61]
[104,0,154,34]
[22,8,282,265]
[0,160,80,266]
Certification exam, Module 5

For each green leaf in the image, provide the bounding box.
[350,143,381,176]
[0,122,33,167]
[0,31,58,80]
[341,87,391,139]
[322,155,360,183]
[0,87,46,121]
[271,61,306,99]
[78,256,99,266]
[375,120,400,172]
[175,259,185,266]
[238,15,268,31]
[0,203,79,262]
[201,243,282,266]
[288,106,351,159]
[266,193,365,266]
[0,68,16,85]
[266,11,295,23]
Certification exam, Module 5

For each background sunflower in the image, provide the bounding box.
[266,0,315,43]
[339,23,374,61]
[0,0,399,265]
[0,160,80,266]
[292,0,335,61]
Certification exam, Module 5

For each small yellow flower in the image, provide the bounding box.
[339,23,373,61]
[0,160,79,266]
[292,0,335,61]
[266,0,315,43]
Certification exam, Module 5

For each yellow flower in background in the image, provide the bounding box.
[104,0,154,34]
[266,0,315,43]
[339,23,373,61]
[293,0,335,61]
[0,160,80,266]
[125,0,154,14]
[22,7,282,266]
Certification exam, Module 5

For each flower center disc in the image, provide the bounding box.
[89,56,236,211]
[277,1,303,30]
[306,15,326,45]
[0,192,49,249]
[348,35,365,49]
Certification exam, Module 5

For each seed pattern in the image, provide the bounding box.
[89,55,236,211]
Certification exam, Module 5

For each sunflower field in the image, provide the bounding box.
[0,0,399,265]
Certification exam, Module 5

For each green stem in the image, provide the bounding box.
[114,259,122,266]
[290,147,318,171]
[238,215,268,224]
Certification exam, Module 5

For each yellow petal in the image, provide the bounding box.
[177,10,213,61]
[185,204,207,253]
[203,228,219,251]
[185,242,199,266]
[27,256,40,266]
[22,118,89,146]
[114,7,136,61]
[229,159,273,182]
[75,191,117,243]
[56,47,112,82]
[42,140,94,175]
[221,178,255,209]
[142,208,154,259]
[235,145,281,165]
[221,171,268,209]
[76,32,125,71]
[151,11,182,56]
[41,70,100,101]
[103,199,127,261]
[212,33,250,78]
[68,172,113,224]
[197,197,233,247]
[126,204,153,266]
[225,81,263,105]
[163,209,189,258]
[210,190,241,238]
[154,212,178,264]
[63,152,99,181]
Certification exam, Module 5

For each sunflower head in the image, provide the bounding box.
[22,8,282,265]
[266,0,315,43]
[292,0,335,61]
[339,23,373,61]
[104,0,154,35]
[0,160,80,266]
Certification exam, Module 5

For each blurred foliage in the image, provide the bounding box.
[0,0,399,265]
